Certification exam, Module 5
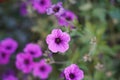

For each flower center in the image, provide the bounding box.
[66,16,72,21]
[40,66,46,72]
[22,3,26,9]
[30,51,35,55]
[53,6,60,13]
[39,0,45,5]
[1,52,6,58]
[6,46,12,50]
[55,38,61,44]
[69,73,75,79]
[24,59,30,65]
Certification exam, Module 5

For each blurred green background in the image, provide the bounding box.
[0,0,120,80]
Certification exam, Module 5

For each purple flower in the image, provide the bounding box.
[32,0,51,14]
[0,48,11,65]
[33,59,52,79]
[23,43,42,58]
[20,2,28,16]
[64,64,84,80]
[3,75,18,80]
[2,71,18,80]
[46,2,64,16]
[46,29,70,53]
[57,10,77,28]
[15,53,33,73]
[0,38,18,54]
[59,70,65,78]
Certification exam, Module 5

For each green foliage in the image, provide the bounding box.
[0,0,120,80]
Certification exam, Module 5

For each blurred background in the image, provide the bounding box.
[0,0,120,80]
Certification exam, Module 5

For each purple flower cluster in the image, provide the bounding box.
[0,38,18,65]
[19,1,85,80]
[20,0,77,28]
[46,2,77,28]
[64,64,84,80]
[15,43,52,79]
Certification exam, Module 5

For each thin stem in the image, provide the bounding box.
[50,61,68,64]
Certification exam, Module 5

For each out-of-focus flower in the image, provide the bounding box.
[46,29,70,53]
[23,43,42,58]
[0,38,18,54]
[79,3,92,11]
[83,54,92,62]
[33,59,52,79]
[2,75,18,80]
[0,48,11,65]
[69,0,77,4]
[57,10,77,28]
[90,37,97,44]
[59,70,65,79]
[45,58,54,64]
[95,63,104,71]
[112,18,119,25]
[43,50,53,58]
[32,0,51,14]
[2,70,18,80]
[110,0,115,5]
[20,2,28,16]
[106,71,112,77]
[46,2,64,16]
[15,53,33,73]
[37,40,44,48]
[64,64,84,80]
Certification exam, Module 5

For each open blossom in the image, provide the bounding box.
[57,10,77,28]
[64,64,84,80]
[15,53,33,73]
[32,0,51,14]
[46,29,70,53]
[24,43,42,58]
[0,48,11,65]
[46,2,64,16]
[0,38,18,54]
[33,59,52,79]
